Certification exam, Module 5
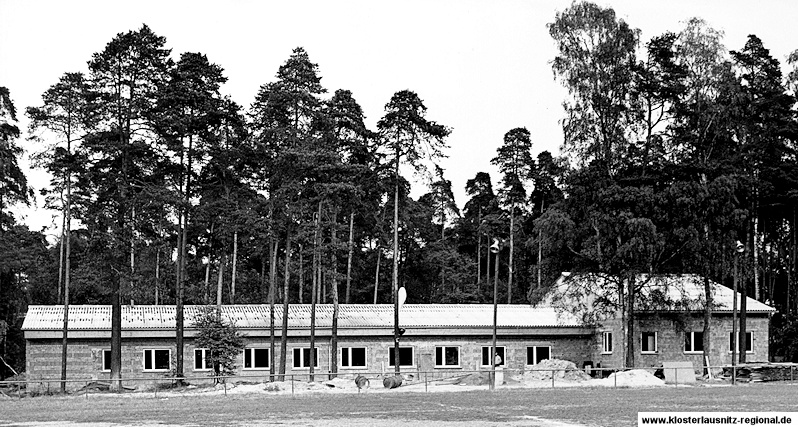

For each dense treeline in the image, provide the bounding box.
[541,4,798,367]
[2,1,798,379]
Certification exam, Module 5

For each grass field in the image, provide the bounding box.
[1,383,797,426]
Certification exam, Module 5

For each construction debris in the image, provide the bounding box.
[522,359,592,382]
[354,375,369,389]
[449,372,490,386]
[604,369,665,387]
[722,362,798,382]
[76,381,136,393]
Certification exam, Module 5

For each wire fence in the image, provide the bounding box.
[1,365,795,399]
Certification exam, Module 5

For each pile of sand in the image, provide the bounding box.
[595,369,665,387]
[522,359,591,382]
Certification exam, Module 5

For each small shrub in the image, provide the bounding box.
[193,306,245,383]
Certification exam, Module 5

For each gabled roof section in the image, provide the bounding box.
[22,304,584,331]
[553,272,775,315]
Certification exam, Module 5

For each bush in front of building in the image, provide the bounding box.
[193,306,245,382]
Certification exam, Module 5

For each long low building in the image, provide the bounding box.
[21,304,592,385]
[21,274,776,387]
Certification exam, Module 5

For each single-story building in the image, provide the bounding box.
[21,303,592,387]
[21,274,774,388]
[551,273,776,371]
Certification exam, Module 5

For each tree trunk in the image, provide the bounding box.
[508,207,514,304]
[537,200,544,290]
[476,207,482,288]
[321,268,326,304]
[260,252,267,302]
[625,276,636,368]
[111,80,131,393]
[216,252,227,309]
[155,248,160,305]
[204,223,215,305]
[440,205,446,294]
[130,206,136,303]
[331,210,340,379]
[110,274,122,391]
[392,151,401,375]
[60,155,72,393]
[700,201,712,373]
[231,229,238,304]
[373,248,381,304]
[111,104,126,393]
[620,283,627,368]
[269,237,278,382]
[279,231,291,380]
[754,213,760,301]
[299,244,304,304]
[176,134,193,381]
[792,208,796,313]
[345,212,354,304]
[57,203,65,304]
[60,266,69,394]
[702,274,713,374]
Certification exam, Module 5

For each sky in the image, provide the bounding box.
[1,0,797,236]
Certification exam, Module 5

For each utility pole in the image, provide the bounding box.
[490,238,501,391]
[732,240,745,385]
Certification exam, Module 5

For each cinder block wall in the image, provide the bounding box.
[26,332,594,388]
[589,314,770,373]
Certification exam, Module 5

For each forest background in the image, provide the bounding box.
[2,0,798,380]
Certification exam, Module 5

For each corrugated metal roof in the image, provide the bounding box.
[555,273,776,313]
[21,304,583,331]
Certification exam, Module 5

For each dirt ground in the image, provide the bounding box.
[2,380,798,426]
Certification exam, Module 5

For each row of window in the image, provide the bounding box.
[101,345,553,372]
[601,331,754,354]
[432,346,551,368]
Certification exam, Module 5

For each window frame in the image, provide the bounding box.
[728,331,754,354]
[641,331,658,354]
[480,346,506,367]
[340,347,368,369]
[525,345,552,366]
[142,348,171,372]
[194,348,212,371]
[602,331,613,354]
[388,346,415,368]
[684,331,704,354]
[292,347,319,369]
[243,347,270,370]
[102,349,111,372]
[434,345,461,368]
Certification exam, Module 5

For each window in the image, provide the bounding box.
[641,332,658,354]
[388,346,414,367]
[194,348,211,371]
[434,346,460,367]
[143,349,170,371]
[684,332,704,353]
[243,348,270,369]
[293,348,319,368]
[102,349,111,371]
[340,347,367,368]
[729,332,753,353]
[481,346,506,366]
[602,332,613,354]
[526,346,551,365]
